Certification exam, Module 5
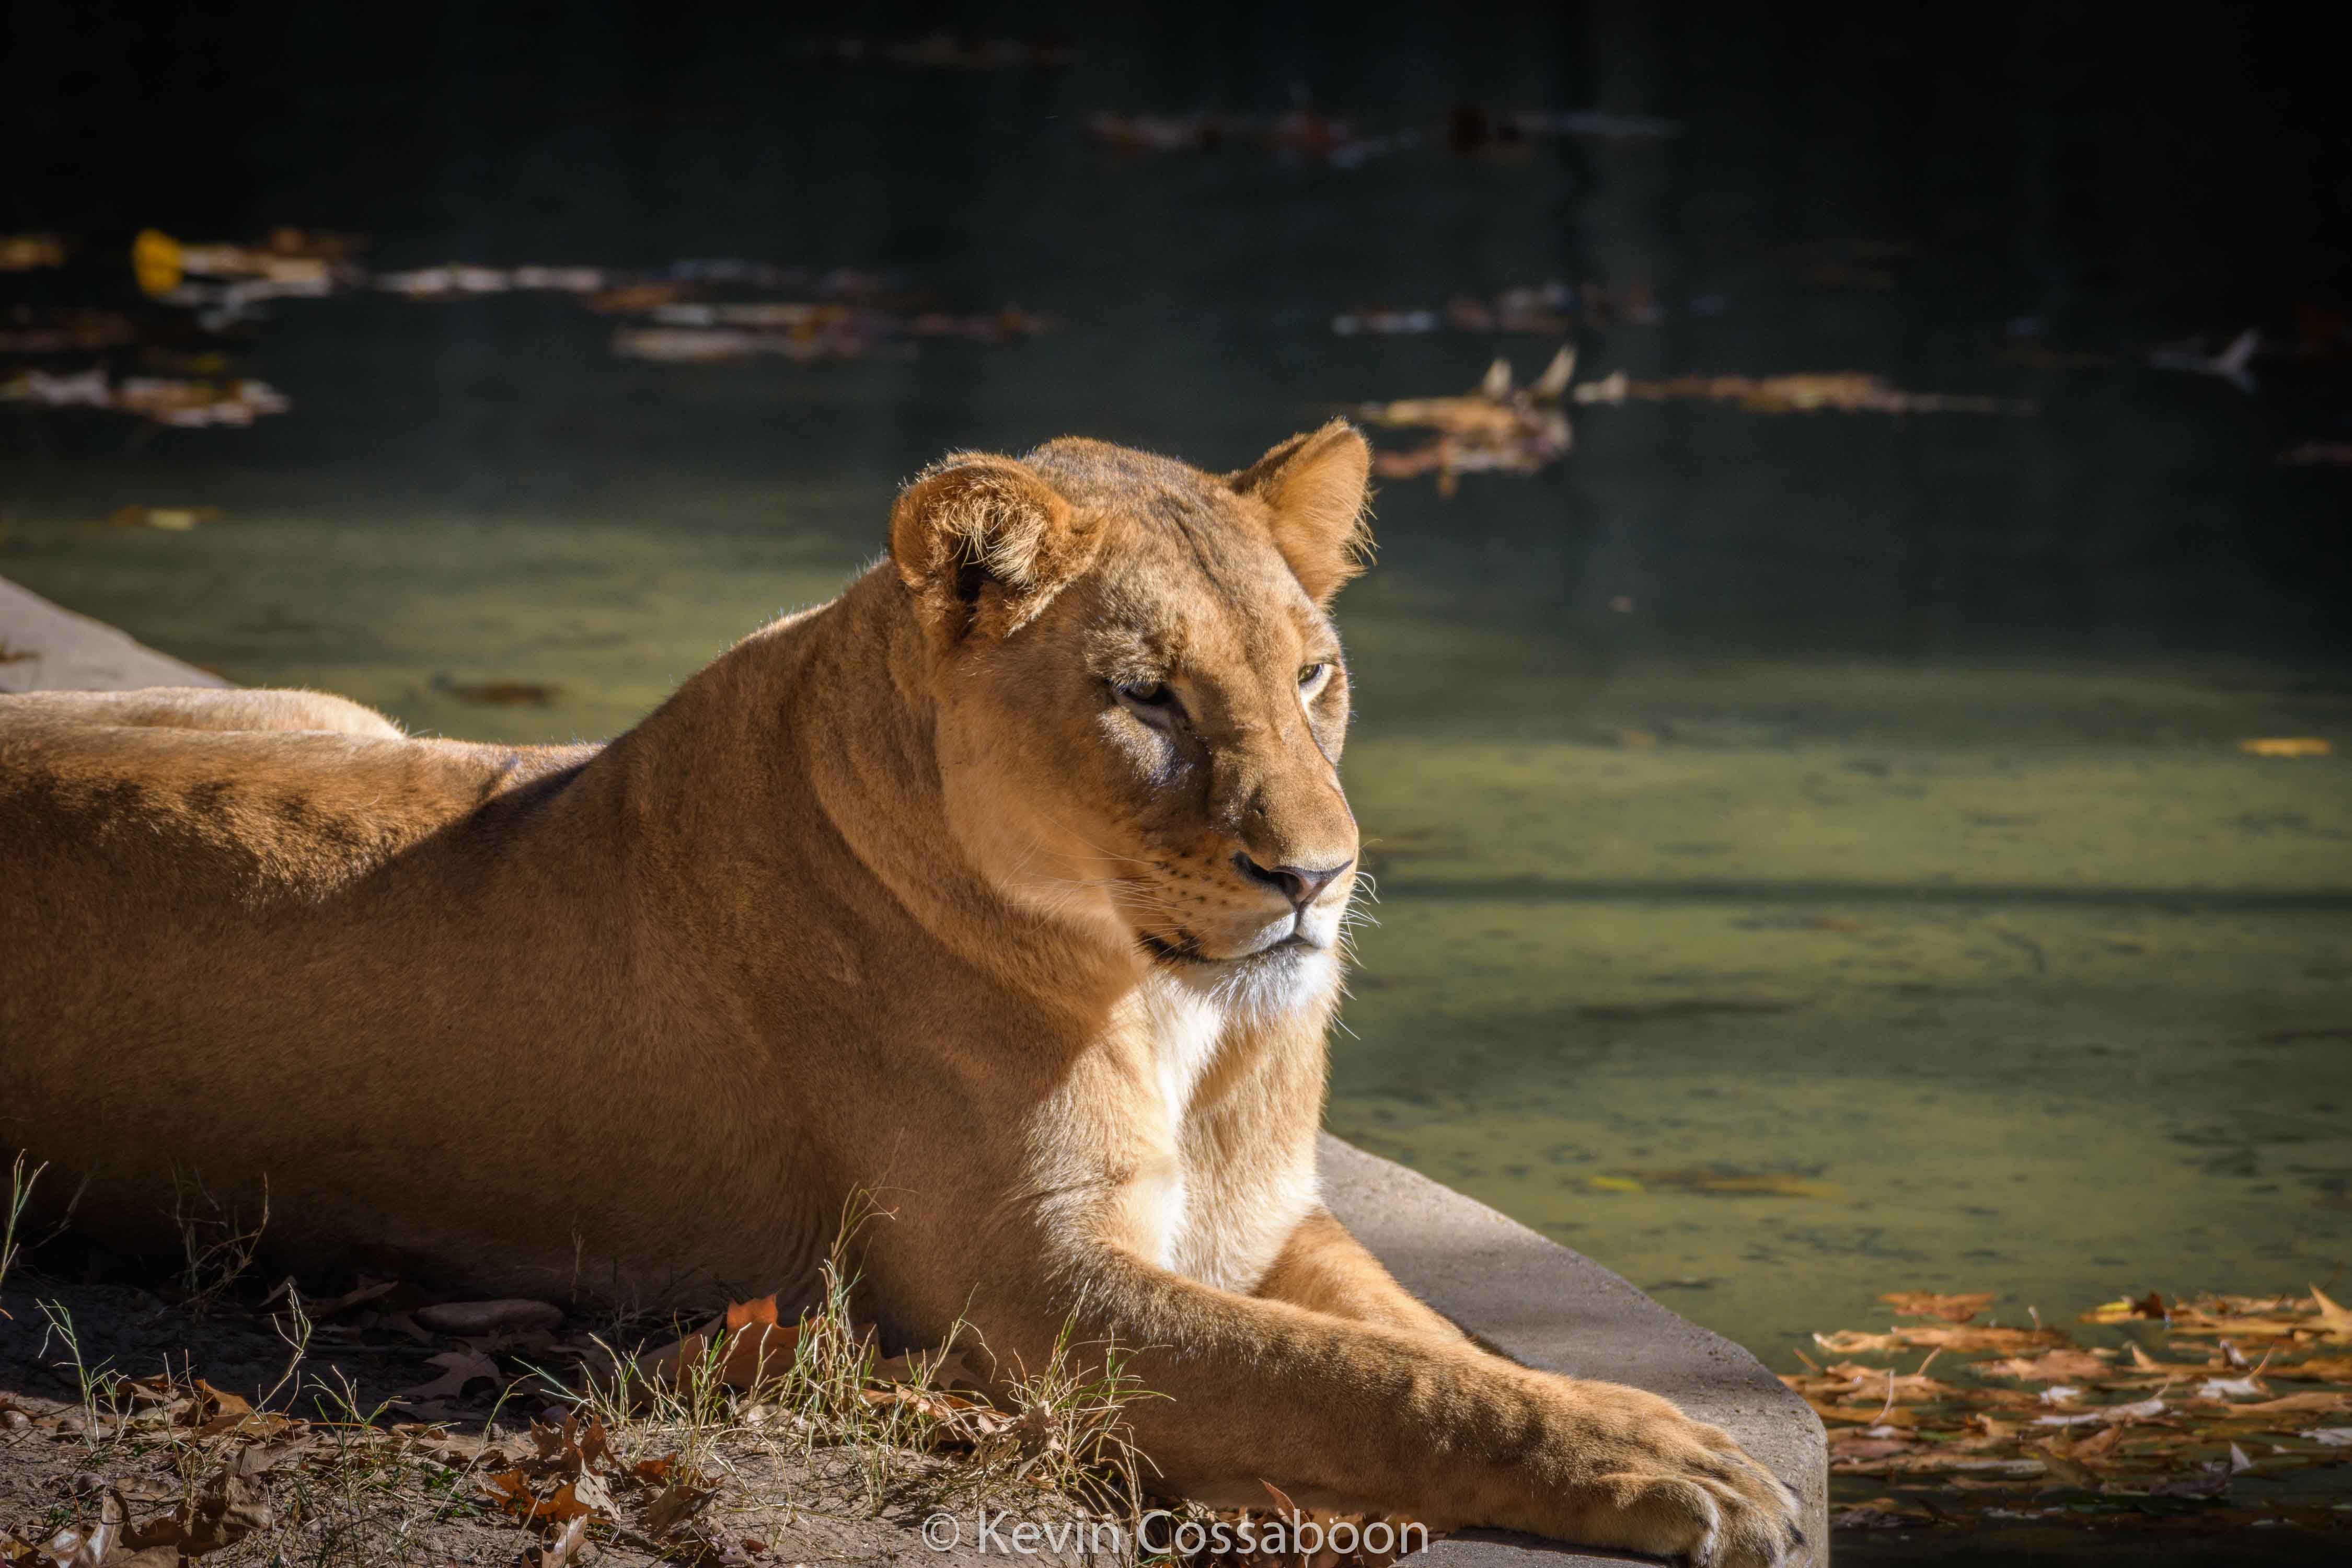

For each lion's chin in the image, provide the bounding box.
[1138,925,1320,967]
[1138,931,1341,1022]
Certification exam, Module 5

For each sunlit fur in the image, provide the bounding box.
[0,424,1800,1565]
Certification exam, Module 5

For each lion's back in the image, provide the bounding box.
[0,694,597,1035]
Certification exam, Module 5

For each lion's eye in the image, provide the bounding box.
[1297,663,1332,697]
[1116,681,1174,709]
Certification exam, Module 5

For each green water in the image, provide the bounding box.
[4,0,2349,1388]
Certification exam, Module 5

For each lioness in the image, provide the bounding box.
[0,426,1801,1563]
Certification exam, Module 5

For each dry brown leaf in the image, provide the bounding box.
[724,1294,779,1329]
[525,1411,612,1474]
[485,1471,601,1527]
[1818,1362,1966,1400]
[2043,1422,2126,1465]
[1827,1431,1924,1462]
[2125,1344,2215,1377]
[637,1298,804,1389]
[2078,1292,2169,1325]
[1980,1348,2113,1383]
[32,1489,123,1567]
[1830,1496,1945,1529]
[391,1422,494,1466]
[2266,1356,2352,1382]
[2309,1285,2352,1341]
[1880,1291,1997,1323]
[2216,1391,2352,1417]
[526,1515,591,1568]
[397,1350,500,1402]
[1816,1323,2067,1356]
[130,1470,275,1556]
[644,1479,714,1537]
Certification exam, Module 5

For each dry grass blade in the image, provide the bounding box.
[0,1155,42,1311]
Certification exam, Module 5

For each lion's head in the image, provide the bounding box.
[889,423,1371,1014]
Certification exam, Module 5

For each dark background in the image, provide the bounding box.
[5,0,2348,663]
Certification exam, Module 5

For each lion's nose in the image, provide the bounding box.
[1233,852,1353,910]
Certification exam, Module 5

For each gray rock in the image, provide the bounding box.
[1321,1135,1827,1565]
[414,1299,566,1336]
[0,576,228,693]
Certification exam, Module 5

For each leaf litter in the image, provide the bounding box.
[1795,1282,2352,1538]
[4,1241,1428,1567]
[1,231,1052,433]
[1359,348,2036,493]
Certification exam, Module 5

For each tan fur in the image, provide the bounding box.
[0,428,1800,1564]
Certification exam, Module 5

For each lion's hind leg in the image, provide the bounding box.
[0,687,405,739]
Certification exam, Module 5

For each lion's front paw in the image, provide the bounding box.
[1548,1383,1807,1568]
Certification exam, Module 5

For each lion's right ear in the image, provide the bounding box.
[1227,420,1374,606]
[889,454,1097,644]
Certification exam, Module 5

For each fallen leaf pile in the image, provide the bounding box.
[1,1373,317,1566]
[0,232,1053,432]
[473,1411,720,1560]
[1795,1284,2352,1532]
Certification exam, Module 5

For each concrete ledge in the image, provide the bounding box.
[0,576,229,693]
[1322,1136,1828,1563]
[1,573,1827,1561]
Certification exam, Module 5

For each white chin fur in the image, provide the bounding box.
[1165,940,1342,1024]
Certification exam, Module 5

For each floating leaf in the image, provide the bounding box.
[1881,1291,1998,1323]
[1980,1348,2113,1383]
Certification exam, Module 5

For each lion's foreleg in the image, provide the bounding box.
[976,1248,1801,1564]
[1253,1206,1466,1341]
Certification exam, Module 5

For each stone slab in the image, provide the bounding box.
[0,575,229,693]
[1321,1135,1828,1564]
[0,572,1826,1561]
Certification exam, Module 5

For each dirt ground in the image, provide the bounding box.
[0,1253,1106,1567]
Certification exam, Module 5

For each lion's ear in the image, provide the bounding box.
[1228,420,1373,606]
[890,453,1097,643]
